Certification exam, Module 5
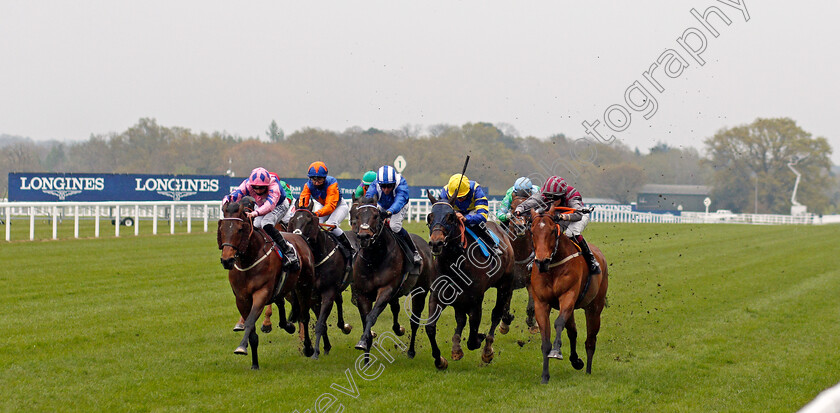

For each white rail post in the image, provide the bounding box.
[134,205,140,236]
[29,206,35,241]
[74,205,79,238]
[153,205,158,235]
[170,204,175,234]
[115,205,120,237]
[52,205,58,239]
[203,204,208,232]
[187,204,192,233]
[5,206,10,241]
[94,205,100,238]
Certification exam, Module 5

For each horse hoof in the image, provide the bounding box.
[451,348,464,361]
[371,331,377,338]
[234,346,247,355]
[541,376,550,384]
[303,347,314,358]
[311,352,319,361]
[233,323,245,332]
[251,365,259,370]
[261,324,272,334]
[571,357,584,370]
[394,326,405,336]
[283,324,296,334]
[342,324,353,334]
[499,323,509,335]
[529,325,541,334]
[355,339,367,351]
[548,350,562,360]
[436,357,448,370]
[324,347,331,355]
[407,349,416,359]
[481,351,494,364]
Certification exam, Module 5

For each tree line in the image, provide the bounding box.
[2,117,837,214]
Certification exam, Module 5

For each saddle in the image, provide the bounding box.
[390,231,421,276]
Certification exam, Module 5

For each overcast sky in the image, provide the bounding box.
[2,0,838,164]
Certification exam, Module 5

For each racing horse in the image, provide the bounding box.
[423,194,515,370]
[350,196,433,360]
[500,194,538,334]
[287,200,355,360]
[218,197,315,369]
[527,201,608,383]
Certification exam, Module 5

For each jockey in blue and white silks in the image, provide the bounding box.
[364,165,421,265]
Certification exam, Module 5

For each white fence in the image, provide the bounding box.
[2,199,834,242]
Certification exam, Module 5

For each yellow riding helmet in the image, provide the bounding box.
[446,174,471,198]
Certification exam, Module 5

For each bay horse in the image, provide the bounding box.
[527,201,608,383]
[350,196,432,360]
[287,200,355,360]
[218,197,315,369]
[499,194,539,334]
[423,194,515,370]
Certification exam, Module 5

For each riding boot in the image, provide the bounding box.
[397,228,422,268]
[263,225,300,272]
[478,225,503,255]
[336,232,355,274]
[574,235,601,275]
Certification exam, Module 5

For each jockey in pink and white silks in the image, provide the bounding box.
[224,167,300,272]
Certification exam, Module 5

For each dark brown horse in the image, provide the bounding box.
[234,220,291,333]
[423,195,515,370]
[218,198,315,369]
[350,196,432,359]
[287,200,355,360]
[499,194,539,334]
[528,202,608,383]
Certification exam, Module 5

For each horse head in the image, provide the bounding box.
[529,201,564,273]
[218,197,255,270]
[287,198,319,244]
[508,195,530,237]
[426,199,461,256]
[352,195,383,249]
[349,192,361,227]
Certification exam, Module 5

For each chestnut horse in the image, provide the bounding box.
[350,196,433,360]
[287,200,355,360]
[528,202,608,383]
[500,194,538,334]
[218,198,315,369]
[424,195,515,370]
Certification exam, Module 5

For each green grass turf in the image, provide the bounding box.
[1,222,838,412]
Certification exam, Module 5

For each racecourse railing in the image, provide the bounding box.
[1,199,829,241]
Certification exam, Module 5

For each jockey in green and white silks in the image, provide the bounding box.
[496,177,540,223]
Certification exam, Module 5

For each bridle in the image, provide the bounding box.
[427,202,466,251]
[356,204,387,247]
[219,216,253,256]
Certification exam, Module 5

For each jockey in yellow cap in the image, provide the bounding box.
[440,174,501,255]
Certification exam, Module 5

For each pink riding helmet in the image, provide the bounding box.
[249,167,272,186]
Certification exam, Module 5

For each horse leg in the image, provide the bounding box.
[359,287,396,357]
[389,300,405,336]
[336,293,352,334]
[354,294,373,353]
[526,294,539,333]
[465,304,485,351]
[484,284,513,363]
[533,297,552,384]
[235,291,268,370]
[556,295,582,369]
[275,299,295,334]
[234,316,245,332]
[296,290,314,357]
[499,283,515,335]
[451,308,467,361]
[583,299,605,374]
[261,304,273,333]
[407,290,427,359]
[312,290,336,360]
[424,293,448,370]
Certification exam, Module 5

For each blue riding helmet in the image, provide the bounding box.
[377,165,398,184]
[514,177,533,192]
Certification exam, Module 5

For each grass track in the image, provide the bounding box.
[1,222,838,412]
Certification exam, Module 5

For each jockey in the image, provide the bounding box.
[496,176,540,223]
[354,170,377,199]
[364,165,422,266]
[268,172,296,226]
[298,161,354,272]
[223,167,300,272]
[439,174,502,255]
[514,176,600,275]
